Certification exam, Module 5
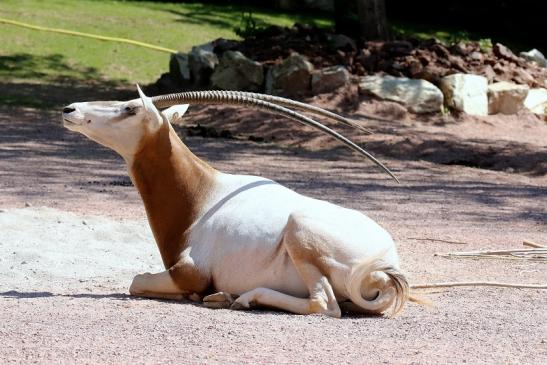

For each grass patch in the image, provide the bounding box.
[0,0,331,85]
[391,21,508,52]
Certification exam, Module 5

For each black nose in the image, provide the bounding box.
[63,107,75,114]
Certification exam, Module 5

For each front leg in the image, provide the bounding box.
[130,257,211,301]
[129,271,186,300]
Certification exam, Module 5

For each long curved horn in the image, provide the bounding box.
[220,91,372,135]
[153,90,371,134]
[151,91,399,182]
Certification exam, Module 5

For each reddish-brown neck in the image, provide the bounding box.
[129,124,215,269]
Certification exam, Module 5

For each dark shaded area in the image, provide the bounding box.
[142,1,545,52]
[0,54,132,109]
[365,138,547,176]
[0,290,130,300]
[387,0,547,52]
[182,103,547,176]
[139,1,325,32]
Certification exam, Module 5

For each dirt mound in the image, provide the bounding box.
[220,24,547,88]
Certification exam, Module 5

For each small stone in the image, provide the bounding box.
[328,34,356,51]
[482,65,496,82]
[469,52,483,62]
[493,43,522,65]
[382,41,413,56]
[211,51,264,91]
[311,66,350,94]
[449,55,469,72]
[513,68,535,86]
[431,43,451,59]
[24,202,32,207]
[266,53,314,96]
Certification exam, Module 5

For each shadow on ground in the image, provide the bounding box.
[0,105,545,226]
[0,53,133,109]
[184,104,547,176]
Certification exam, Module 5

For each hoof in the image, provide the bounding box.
[230,301,248,311]
[203,292,236,309]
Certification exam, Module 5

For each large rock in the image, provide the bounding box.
[358,75,444,114]
[439,73,488,116]
[519,49,547,68]
[188,47,219,87]
[266,53,314,96]
[311,66,350,94]
[169,52,191,86]
[524,88,547,114]
[211,51,264,91]
[487,82,529,114]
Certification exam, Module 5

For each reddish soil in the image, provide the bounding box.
[0,89,546,363]
[223,25,547,88]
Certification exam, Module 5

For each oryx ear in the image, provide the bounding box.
[136,84,165,127]
[161,104,189,124]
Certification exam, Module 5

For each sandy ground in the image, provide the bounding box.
[0,96,546,364]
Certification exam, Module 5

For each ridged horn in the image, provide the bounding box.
[220,91,372,134]
[150,91,398,182]
[153,90,370,134]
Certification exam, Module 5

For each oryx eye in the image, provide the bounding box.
[124,106,137,115]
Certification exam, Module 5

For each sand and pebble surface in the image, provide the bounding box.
[0,101,545,364]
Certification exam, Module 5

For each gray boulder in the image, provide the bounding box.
[519,49,547,68]
[311,66,350,94]
[359,75,444,114]
[266,53,314,96]
[188,47,219,87]
[169,52,191,85]
[211,51,264,91]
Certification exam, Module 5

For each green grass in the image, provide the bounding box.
[0,0,331,84]
[391,21,495,51]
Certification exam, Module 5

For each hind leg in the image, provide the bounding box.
[231,213,342,318]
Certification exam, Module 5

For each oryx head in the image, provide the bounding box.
[62,86,188,161]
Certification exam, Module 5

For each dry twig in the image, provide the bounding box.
[407,237,468,245]
[523,239,546,248]
[412,282,547,289]
[436,247,547,261]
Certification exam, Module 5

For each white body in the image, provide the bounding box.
[189,173,398,299]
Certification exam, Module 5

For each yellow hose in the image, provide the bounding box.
[0,17,177,54]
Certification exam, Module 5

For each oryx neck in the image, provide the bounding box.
[129,126,216,268]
